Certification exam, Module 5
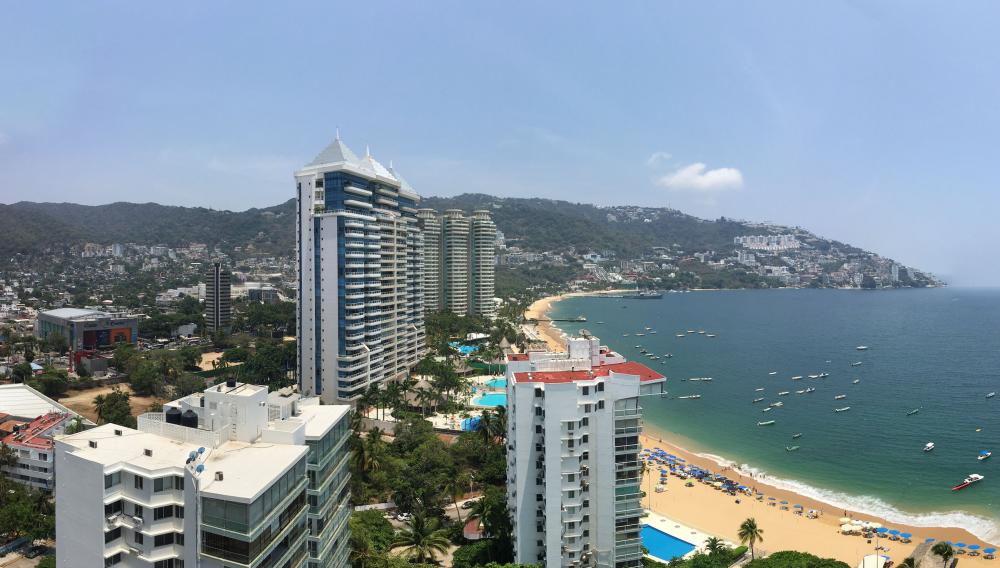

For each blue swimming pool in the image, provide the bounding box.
[641,525,696,561]
[472,392,507,407]
[448,341,480,355]
[485,378,507,389]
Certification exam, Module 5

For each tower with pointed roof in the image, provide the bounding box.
[294,136,426,406]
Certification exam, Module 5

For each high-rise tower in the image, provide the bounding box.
[204,262,231,334]
[417,208,496,318]
[295,136,425,403]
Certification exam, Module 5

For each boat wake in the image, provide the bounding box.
[694,452,1000,545]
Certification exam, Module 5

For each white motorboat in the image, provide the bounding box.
[677,395,701,399]
[804,387,815,393]
[852,379,861,384]
[988,392,996,399]
[758,420,776,426]
[951,473,984,491]
[856,346,869,351]
[851,361,863,367]
[769,401,784,408]
[762,407,773,413]
[834,406,851,412]
[834,394,847,400]
[795,390,805,394]
[768,371,778,375]
[755,388,765,392]
[924,442,935,452]
[791,376,803,380]
[752,397,765,403]
[979,451,992,461]
[778,391,790,396]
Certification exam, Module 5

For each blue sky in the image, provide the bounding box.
[2,2,999,284]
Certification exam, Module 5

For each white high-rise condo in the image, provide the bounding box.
[505,335,665,567]
[54,381,353,568]
[416,208,496,318]
[295,136,426,403]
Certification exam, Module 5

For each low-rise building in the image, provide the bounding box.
[35,307,138,370]
[1,412,74,491]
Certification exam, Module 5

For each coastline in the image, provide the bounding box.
[534,293,998,560]
[522,289,631,351]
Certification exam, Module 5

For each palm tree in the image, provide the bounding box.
[389,512,451,563]
[444,473,470,524]
[705,536,727,556]
[738,518,764,560]
[900,557,917,568]
[932,542,955,568]
[352,432,383,479]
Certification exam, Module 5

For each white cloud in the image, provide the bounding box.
[656,162,744,192]
[646,151,672,167]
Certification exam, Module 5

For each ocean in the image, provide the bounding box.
[549,287,1000,543]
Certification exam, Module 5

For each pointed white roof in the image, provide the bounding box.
[357,147,396,182]
[307,136,360,168]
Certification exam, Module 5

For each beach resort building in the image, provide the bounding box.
[54,381,352,568]
[416,208,497,318]
[295,135,426,403]
[505,335,666,567]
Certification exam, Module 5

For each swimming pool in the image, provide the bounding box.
[472,392,507,407]
[448,341,480,355]
[640,525,696,561]
[485,378,507,389]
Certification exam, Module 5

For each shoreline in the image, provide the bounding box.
[522,289,631,351]
[535,292,998,557]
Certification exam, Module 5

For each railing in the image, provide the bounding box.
[138,413,225,448]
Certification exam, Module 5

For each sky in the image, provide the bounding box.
[2,2,999,284]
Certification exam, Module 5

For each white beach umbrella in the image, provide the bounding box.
[841,524,857,533]
[840,517,853,523]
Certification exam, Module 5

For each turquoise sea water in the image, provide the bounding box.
[550,288,1000,543]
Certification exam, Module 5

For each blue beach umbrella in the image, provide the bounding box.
[768,497,776,501]
[956,543,967,548]
[779,500,789,505]
[983,548,996,554]
[876,528,889,534]
[794,505,804,509]
[900,533,912,539]
[889,530,901,536]
[969,545,982,551]
[925,538,936,543]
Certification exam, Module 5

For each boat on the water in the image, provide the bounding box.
[752,397,765,403]
[834,406,851,412]
[629,290,663,299]
[707,334,716,338]
[979,450,992,461]
[676,334,685,338]
[807,374,819,379]
[769,402,784,407]
[677,395,701,399]
[851,362,863,367]
[758,420,776,426]
[924,442,935,452]
[786,446,800,451]
[755,388,765,392]
[698,330,706,335]
[818,372,830,378]
[768,371,778,375]
[688,377,713,382]
[791,376,803,380]
[804,387,815,393]
[762,407,772,413]
[834,394,847,400]
[856,345,869,351]
[687,329,695,333]
[907,409,920,416]
[778,391,790,396]
[852,379,861,384]
[988,392,996,399]
[951,473,984,491]
[792,433,803,439]
[623,333,630,337]
[795,390,805,394]
[635,333,645,337]
[596,321,604,324]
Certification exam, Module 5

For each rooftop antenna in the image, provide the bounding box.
[335,127,341,140]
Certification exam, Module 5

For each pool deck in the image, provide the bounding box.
[644,510,732,563]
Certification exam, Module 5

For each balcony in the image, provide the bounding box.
[614,407,643,420]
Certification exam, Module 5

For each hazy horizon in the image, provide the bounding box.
[2,2,999,284]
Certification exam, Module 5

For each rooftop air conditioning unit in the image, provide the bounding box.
[215,471,224,481]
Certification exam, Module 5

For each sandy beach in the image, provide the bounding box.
[641,432,995,566]
[523,289,631,351]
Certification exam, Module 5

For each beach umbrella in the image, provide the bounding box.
[956,543,967,548]
[840,517,853,523]
[889,530,901,536]
[780,500,789,504]
[983,548,996,554]
[868,522,882,529]
[794,505,804,509]
[969,545,982,551]
[925,538,936,543]
[900,533,912,539]
[876,528,889,534]
[841,524,857,533]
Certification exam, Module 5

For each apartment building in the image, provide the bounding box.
[55,382,352,568]
[505,335,665,567]
[204,262,232,334]
[1,412,74,491]
[295,136,426,403]
[416,208,496,318]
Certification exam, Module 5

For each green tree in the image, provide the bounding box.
[94,388,136,428]
[112,342,138,371]
[932,542,955,568]
[129,359,166,397]
[12,361,32,383]
[0,443,17,468]
[37,557,56,568]
[738,518,764,560]
[174,373,207,397]
[349,509,396,566]
[389,512,451,564]
[42,332,69,355]
[704,536,728,556]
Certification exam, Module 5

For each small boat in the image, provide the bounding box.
[664,354,673,358]
[596,321,604,324]
[707,334,716,338]
[778,391,790,396]
[795,390,805,394]
[650,331,657,334]
[676,334,685,338]
[851,362,863,367]
[687,330,695,333]
[852,379,861,384]
[807,374,819,379]
[752,397,765,403]
[979,451,992,461]
[762,407,773,413]
[755,388,765,392]
[804,387,815,393]
[818,372,830,378]
[758,420,776,426]
[907,408,920,416]
[834,394,847,400]
[623,333,630,337]
[792,433,803,439]
[769,402,784,408]
[834,406,851,412]
[951,473,984,491]
[786,446,800,452]
[635,333,645,337]
[768,371,778,375]
[988,392,996,399]
[677,395,701,399]
[635,345,642,348]
[645,326,652,330]
[856,346,869,351]
[924,442,935,452]
[698,330,706,335]
[791,376,803,380]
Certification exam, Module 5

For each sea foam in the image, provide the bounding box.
[694,451,1000,545]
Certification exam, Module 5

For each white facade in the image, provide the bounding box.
[55,383,352,568]
[506,336,666,567]
[417,208,496,318]
[296,136,425,403]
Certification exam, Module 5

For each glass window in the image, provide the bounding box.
[104,471,121,489]
[134,475,144,490]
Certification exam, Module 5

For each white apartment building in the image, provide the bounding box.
[733,234,801,252]
[1,412,74,491]
[295,136,426,403]
[505,336,666,567]
[417,208,496,318]
[55,381,352,568]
